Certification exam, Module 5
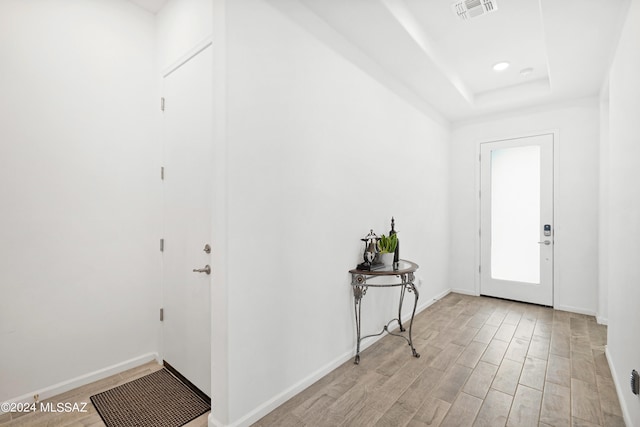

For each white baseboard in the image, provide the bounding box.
[553,304,597,317]
[429,288,453,302]
[225,349,356,427]
[210,289,451,427]
[1,353,159,415]
[208,413,225,427]
[604,346,633,426]
[450,288,478,296]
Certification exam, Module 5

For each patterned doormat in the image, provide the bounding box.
[90,369,210,427]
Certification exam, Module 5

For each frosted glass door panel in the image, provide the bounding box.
[480,133,553,306]
[491,146,540,284]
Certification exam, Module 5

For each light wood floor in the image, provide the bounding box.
[0,293,625,427]
[0,362,209,427]
[254,293,625,427]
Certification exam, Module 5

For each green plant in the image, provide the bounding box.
[378,233,398,253]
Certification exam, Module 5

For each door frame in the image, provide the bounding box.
[158,31,229,425]
[473,129,560,306]
[159,39,215,396]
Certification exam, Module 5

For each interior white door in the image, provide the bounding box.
[480,133,554,306]
[162,45,212,397]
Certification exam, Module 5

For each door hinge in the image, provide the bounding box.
[160,97,165,111]
[479,265,481,273]
[160,308,164,321]
[479,153,481,161]
[479,189,481,198]
[160,238,164,252]
[161,166,164,180]
[479,228,481,237]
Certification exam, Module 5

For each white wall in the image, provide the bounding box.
[605,0,640,424]
[157,0,213,72]
[219,0,451,424]
[598,86,610,324]
[450,99,600,315]
[0,0,159,403]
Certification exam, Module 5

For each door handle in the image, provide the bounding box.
[537,240,551,245]
[193,265,211,275]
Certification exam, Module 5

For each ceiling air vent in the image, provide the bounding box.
[452,0,498,20]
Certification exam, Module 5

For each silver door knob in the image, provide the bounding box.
[537,240,551,245]
[193,265,211,275]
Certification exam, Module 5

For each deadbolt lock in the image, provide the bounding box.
[203,244,211,254]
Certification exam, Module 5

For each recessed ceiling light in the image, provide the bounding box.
[520,67,534,76]
[492,62,510,72]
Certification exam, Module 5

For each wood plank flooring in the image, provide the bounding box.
[0,293,624,426]
[0,362,209,427]
[253,293,625,427]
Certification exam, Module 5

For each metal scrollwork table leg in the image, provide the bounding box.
[352,274,367,365]
[351,272,420,364]
[398,274,407,332]
[406,279,420,359]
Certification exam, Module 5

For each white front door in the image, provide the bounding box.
[162,44,213,396]
[480,133,554,306]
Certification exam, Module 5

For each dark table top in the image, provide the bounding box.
[349,259,418,276]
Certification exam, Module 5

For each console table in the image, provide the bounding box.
[348,260,420,364]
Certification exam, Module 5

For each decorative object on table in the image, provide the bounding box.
[377,233,398,267]
[389,217,400,267]
[356,229,382,271]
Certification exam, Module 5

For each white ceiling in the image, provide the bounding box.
[129,0,168,14]
[268,0,631,123]
[130,0,630,123]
